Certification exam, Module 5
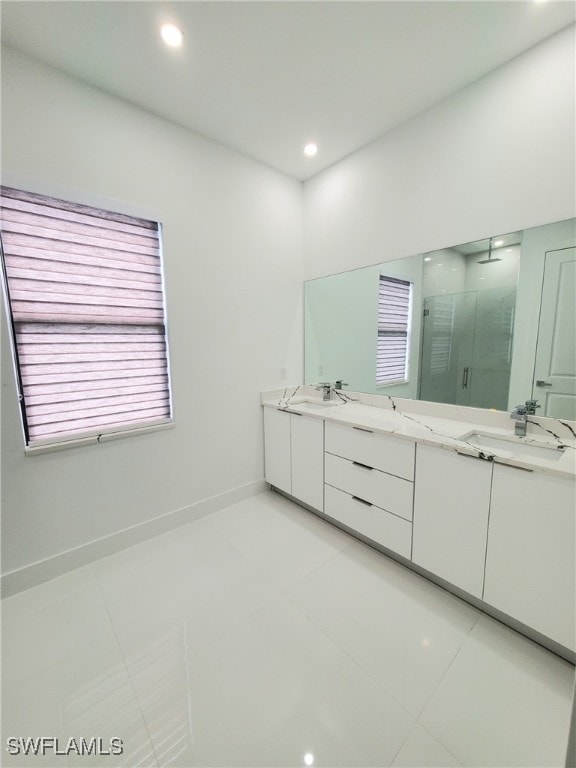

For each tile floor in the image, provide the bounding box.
[2,491,574,767]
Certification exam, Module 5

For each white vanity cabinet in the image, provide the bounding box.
[323,422,415,558]
[412,444,492,598]
[263,407,324,511]
[483,464,576,652]
[262,393,576,657]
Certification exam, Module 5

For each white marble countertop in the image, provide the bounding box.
[261,387,576,479]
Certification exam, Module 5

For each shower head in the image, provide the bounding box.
[477,256,503,264]
[477,237,502,264]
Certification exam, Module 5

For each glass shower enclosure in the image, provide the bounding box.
[419,286,516,411]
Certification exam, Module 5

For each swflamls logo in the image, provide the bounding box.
[6,737,124,756]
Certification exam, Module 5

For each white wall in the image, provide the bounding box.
[1,47,303,580]
[303,25,575,280]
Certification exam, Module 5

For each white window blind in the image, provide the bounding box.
[377,274,412,384]
[0,186,172,447]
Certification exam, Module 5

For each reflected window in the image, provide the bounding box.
[377,274,412,384]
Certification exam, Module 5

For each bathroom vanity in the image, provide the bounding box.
[262,387,576,660]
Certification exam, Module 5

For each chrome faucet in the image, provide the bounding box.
[316,382,332,401]
[510,399,540,436]
[335,379,349,391]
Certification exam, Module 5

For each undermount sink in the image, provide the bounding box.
[459,430,566,461]
[286,397,342,410]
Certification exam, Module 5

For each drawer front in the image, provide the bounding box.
[325,421,415,480]
[325,453,413,521]
[324,485,412,559]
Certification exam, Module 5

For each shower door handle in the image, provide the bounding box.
[462,367,469,389]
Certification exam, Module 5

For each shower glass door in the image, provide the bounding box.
[419,287,516,410]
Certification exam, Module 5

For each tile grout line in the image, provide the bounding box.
[418,722,465,767]
[415,608,482,718]
[203,494,356,593]
[410,610,483,765]
[279,539,484,747]
[93,568,162,768]
[280,585,418,729]
[388,720,420,768]
[278,534,356,591]
[197,496,487,764]
[89,495,477,766]
[208,501,422,741]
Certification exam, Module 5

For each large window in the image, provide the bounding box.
[0,186,172,449]
[377,274,412,385]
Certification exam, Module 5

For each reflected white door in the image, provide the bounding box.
[533,247,576,419]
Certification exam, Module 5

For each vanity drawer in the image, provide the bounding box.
[324,485,412,559]
[325,453,413,521]
[325,421,415,480]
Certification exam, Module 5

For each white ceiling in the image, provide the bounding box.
[1,1,575,181]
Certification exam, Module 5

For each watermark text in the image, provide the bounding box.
[6,737,124,757]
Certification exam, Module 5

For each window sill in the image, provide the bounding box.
[376,380,409,388]
[24,419,175,456]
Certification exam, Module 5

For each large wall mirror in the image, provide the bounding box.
[304,218,575,420]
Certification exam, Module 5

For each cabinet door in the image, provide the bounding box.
[291,414,324,510]
[412,444,492,598]
[483,464,575,651]
[263,407,291,494]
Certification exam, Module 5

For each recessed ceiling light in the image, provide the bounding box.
[160,23,183,48]
[304,143,318,157]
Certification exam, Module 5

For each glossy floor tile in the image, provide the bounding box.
[94,517,280,676]
[2,491,574,767]
[391,723,462,767]
[420,615,575,767]
[206,492,353,589]
[135,594,414,767]
[2,567,157,767]
[287,542,480,718]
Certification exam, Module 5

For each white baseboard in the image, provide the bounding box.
[1,479,268,598]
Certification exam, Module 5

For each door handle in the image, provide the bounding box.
[462,367,469,389]
[535,380,552,387]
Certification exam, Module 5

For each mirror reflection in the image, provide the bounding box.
[304,218,575,419]
[419,232,520,411]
